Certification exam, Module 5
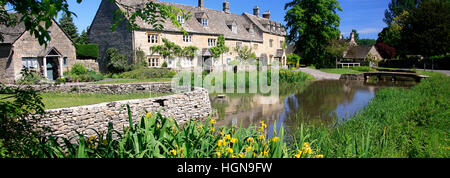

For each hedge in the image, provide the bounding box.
[75,43,99,59]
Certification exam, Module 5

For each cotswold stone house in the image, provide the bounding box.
[339,32,383,67]
[0,16,77,84]
[89,0,287,71]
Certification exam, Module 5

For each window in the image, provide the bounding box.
[149,57,160,67]
[202,19,208,27]
[208,38,217,47]
[232,24,237,34]
[280,41,284,48]
[177,15,184,24]
[148,34,159,44]
[63,57,68,66]
[226,58,231,64]
[183,35,192,43]
[22,58,38,69]
[236,42,242,48]
[269,39,273,48]
[273,26,276,32]
[249,28,254,35]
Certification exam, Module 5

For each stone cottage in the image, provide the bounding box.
[0,15,77,84]
[89,0,287,72]
[340,32,383,67]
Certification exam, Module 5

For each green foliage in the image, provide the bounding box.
[150,38,182,60]
[357,39,377,46]
[133,50,148,69]
[59,13,78,40]
[70,63,88,75]
[119,68,177,79]
[401,0,450,57]
[352,66,373,72]
[75,26,89,44]
[210,35,229,58]
[352,29,360,41]
[16,69,44,85]
[384,0,420,26]
[287,53,301,67]
[0,85,46,158]
[107,48,131,73]
[182,46,199,58]
[161,61,168,68]
[234,46,257,61]
[75,43,99,59]
[285,0,342,68]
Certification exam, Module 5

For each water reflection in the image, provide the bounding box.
[210,80,417,135]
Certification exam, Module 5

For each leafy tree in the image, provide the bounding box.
[209,35,229,64]
[107,48,130,73]
[150,38,182,60]
[287,53,301,67]
[401,0,450,57]
[384,0,421,26]
[357,39,377,46]
[0,0,188,46]
[234,46,257,61]
[377,10,409,55]
[285,0,342,68]
[182,46,199,59]
[325,39,348,67]
[375,42,397,59]
[59,13,78,40]
[75,26,89,44]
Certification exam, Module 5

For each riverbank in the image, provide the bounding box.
[293,73,449,158]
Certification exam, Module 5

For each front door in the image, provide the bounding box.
[46,60,54,80]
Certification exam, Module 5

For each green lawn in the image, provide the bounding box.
[1,92,173,110]
[319,68,364,74]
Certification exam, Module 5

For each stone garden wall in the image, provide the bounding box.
[35,87,212,140]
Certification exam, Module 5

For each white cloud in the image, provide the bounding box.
[358,28,380,34]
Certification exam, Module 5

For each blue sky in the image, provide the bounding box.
[63,0,389,39]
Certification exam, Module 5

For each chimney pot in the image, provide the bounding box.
[223,1,230,13]
[253,6,260,17]
[262,10,270,19]
[198,0,204,8]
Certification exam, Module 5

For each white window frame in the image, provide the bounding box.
[148,34,159,44]
[149,57,160,67]
[177,15,184,24]
[183,35,192,43]
[22,57,38,69]
[208,38,217,47]
[202,19,208,27]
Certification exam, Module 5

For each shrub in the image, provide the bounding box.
[119,68,177,79]
[107,48,130,73]
[71,63,88,75]
[161,61,168,68]
[16,69,44,85]
[75,43,99,59]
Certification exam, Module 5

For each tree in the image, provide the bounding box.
[285,0,342,68]
[107,48,130,73]
[76,26,89,44]
[234,46,257,61]
[375,42,397,59]
[384,0,421,26]
[59,13,78,40]
[0,0,187,46]
[401,0,450,57]
[325,39,348,67]
[357,39,377,46]
[377,10,409,55]
[352,29,360,41]
[287,53,301,68]
[209,35,229,65]
[150,38,182,60]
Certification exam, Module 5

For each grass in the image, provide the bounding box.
[38,92,172,109]
[292,73,450,158]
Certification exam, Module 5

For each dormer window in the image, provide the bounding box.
[227,20,237,34]
[177,15,184,24]
[202,19,208,27]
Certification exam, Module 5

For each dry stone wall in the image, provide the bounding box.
[36,87,212,140]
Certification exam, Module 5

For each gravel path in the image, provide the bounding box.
[296,68,341,80]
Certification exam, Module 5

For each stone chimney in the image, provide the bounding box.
[339,34,343,40]
[223,1,230,13]
[253,6,260,17]
[350,32,355,41]
[198,0,204,8]
[262,10,270,20]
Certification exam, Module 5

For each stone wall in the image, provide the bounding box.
[12,82,173,95]
[74,59,100,72]
[36,87,212,140]
[340,74,365,81]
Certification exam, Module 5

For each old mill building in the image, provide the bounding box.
[89,0,288,71]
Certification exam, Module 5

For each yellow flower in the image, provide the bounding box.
[231,155,238,158]
[210,119,217,125]
[238,153,245,158]
[314,154,324,158]
[169,149,177,156]
[217,139,226,147]
[302,142,310,149]
[197,125,203,130]
[224,134,231,140]
[157,124,161,129]
[307,148,312,154]
[245,146,253,152]
[226,148,234,154]
[214,152,222,158]
[272,137,280,142]
[230,138,238,144]
[145,113,152,118]
[258,135,265,141]
[210,127,216,132]
[262,150,269,157]
[247,137,254,143]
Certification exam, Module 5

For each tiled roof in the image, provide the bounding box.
[0,14,26,44]
[114,0,286,42]
[344,45,374,59]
